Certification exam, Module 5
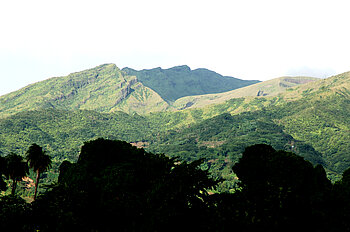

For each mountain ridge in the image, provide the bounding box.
[122,65,260,102]
[0,64,169,117]
[0,64,261,118]
[0,66,350,183]
[0,63,317,118]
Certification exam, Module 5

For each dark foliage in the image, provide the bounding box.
[31,138,218,231]
[1,140,350,231]
[229,144,332,231]
[4,153,29,195]
[0,156,7,191]
[0,195,32,231]
[25,143,52,200]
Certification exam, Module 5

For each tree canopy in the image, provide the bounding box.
[230,144,332,231]
[25,143,52,200]
[32,138,218,231]
[4,153,28,195]
[1,140,350,231]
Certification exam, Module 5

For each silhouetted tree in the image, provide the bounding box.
[32,138,218,231]
[331,167,350,231]
[5,153,29,195]
[231,144,332,231]
[0,195,31,231]
[0,156,7,191]
[26,144,52,200]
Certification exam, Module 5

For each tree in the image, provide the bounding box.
[0,156,7,191]
[0,195,31,231]
[232,144,332,231]
[25,144,52,200]
[5,153,29,195]
[32,138,218,231]
[331,167,350,231]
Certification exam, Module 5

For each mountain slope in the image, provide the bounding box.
[1,64,349,182]
[0,64,169,117]
[0,70,348,189]
[271,72,350,173]
[122,65,260,102]
[0,109,157,163]
[0,64,318,118]
[147,71,350,178]
[211,71,350,175]
[172,76,319,110]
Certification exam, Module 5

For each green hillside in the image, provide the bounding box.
[273,72,350,173]
[122,65,260,102]
[0,64,315,119]
[1,66,350,231]
[148,71,350,180]
[0,64,169,118]
[0,64,263,118]
[0,64,349,188]
[1,71,349,182]
[0,109,157,164]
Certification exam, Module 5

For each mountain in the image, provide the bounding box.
[0,64,317,119]
[122,65,260,102]
[0,64,169,117]
[162,71,350,177]
[0,64,262,118]
[272,72,350,174]
[172,76,319,110]
[1,64,349,186]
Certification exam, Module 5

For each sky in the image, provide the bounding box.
[0,0,349,96]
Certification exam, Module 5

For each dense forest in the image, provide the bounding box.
[1,138,350,231]
[1,64,350,230]
[0,66,349,186]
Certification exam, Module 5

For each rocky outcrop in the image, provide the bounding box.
[257,90,267,96]
[115,77,138,105]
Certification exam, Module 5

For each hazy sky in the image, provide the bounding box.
[1,0,349,96]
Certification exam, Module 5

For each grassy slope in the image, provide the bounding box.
[172,76,319,110]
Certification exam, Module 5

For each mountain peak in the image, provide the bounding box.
[168,65,191,72]
[0,64,168,117]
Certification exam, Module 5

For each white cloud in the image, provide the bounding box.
[286,66,337,78]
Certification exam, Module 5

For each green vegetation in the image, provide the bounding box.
[0,64,169,117]
[4,153,28,195]
[1,139,350,231]
[0,64,262,118]
[0,109,155,166]
[0,64,349,194]
[0,144,51,200]
[122,65,260,103]
[1,63,350,230]
[0,70,349,186]
[25,144,52,200]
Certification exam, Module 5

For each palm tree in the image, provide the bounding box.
[5,153,29,195]
[25,144,52,200]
